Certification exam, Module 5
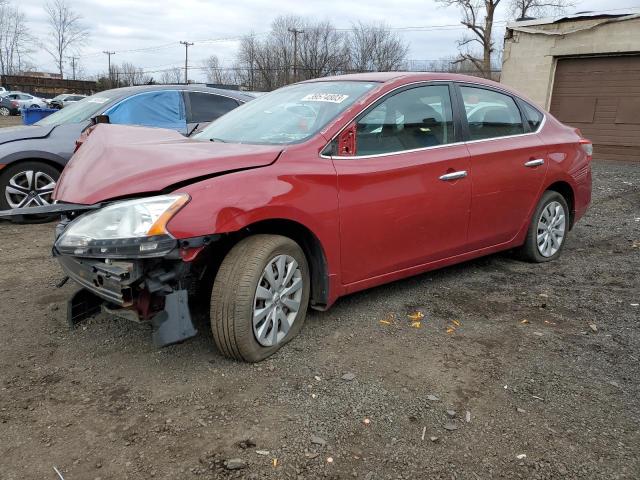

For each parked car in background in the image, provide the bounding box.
[0,95,21,116]
[1,73,592,362]
[0,85,253,212]
[0,87,7,94]
[48,94,87,109]
[1,92,48,111]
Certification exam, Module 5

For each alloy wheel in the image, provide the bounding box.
[252,254,303,347]
[4,170,56,208]
[0,107,9,116]
[536,201,566,257]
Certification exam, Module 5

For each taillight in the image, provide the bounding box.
[579,139,593,157]
[10,101,18,108]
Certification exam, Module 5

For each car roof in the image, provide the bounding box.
[97,84,255,103]
[298,72,536,106]
[300,71,511,89]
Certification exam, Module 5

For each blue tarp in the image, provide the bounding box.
[105,90,187,134]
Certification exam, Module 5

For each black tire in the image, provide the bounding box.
[519,190,570,263]
[210,234,310,362]
[30,104,40,109]
[0,161,61,223]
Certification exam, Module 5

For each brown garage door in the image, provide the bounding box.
[550,55,640,162]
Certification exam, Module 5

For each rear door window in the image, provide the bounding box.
[521,102,544,131]
[187,92,240,123]
[106,90,187,133]
[460,86,524,140]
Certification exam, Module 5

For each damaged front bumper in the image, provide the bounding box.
[56,251,199,348]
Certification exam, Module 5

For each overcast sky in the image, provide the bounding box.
[15,0,640,82]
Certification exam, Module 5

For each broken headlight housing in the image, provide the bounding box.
[55,194,189,258]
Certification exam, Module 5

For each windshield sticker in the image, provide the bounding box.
[87,97,110,104]
[301,93,349,104]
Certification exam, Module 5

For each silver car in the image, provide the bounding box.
[1,92,48,109]
[48,93,87,109]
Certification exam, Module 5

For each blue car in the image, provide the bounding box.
[0,85,254,212]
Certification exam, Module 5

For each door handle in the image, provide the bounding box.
[524,159,545,167]
[439,170,467,181]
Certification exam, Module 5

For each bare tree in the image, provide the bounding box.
[202,55,236,85]
[117,62,153,86]
[159,67,183,85]
[43,0,88,76]
[298,20,349,78]
[0,0,32,75]
[347,22,409,72]
[437,0,500,77]
[510,0,574,19]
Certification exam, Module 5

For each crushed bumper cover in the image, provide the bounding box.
[58,255,197,347]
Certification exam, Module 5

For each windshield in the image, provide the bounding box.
[194,81,377,145]
[35,93,114,127]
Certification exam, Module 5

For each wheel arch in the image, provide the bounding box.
[1,154,66,175]
[238,218,330,310]
[545,180,575,227]
[197,218,330,310]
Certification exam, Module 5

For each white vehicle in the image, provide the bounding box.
[0,87,7,94]
[2,92,48,109]
[48,93,87,109]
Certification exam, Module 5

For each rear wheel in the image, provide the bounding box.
[0,107,9,116]
[210,234,310,362]
[519,190,569,262]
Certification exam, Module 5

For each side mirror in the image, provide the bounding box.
[337,123,357,156]
[92,114,110,125]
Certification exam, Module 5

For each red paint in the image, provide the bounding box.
[54,73,592,309]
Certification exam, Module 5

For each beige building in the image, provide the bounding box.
[501,11,640,162]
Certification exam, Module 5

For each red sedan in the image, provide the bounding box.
[18,73,593,361]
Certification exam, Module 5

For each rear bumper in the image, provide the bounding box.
[574,165,592,225]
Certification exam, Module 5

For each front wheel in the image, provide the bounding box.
[210,234,310,362]
[519,191,570,262]
[0,107,9,116]
[0,161,60,223]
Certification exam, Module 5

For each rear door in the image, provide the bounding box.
[457,84,548,250]
[185,91,240,134]
[333,83,471,284]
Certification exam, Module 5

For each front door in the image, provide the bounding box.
[332,84,472,285]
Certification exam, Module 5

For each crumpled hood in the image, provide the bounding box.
[0,124,55,144]
[54,124,283,205]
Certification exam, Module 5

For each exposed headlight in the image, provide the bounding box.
[55,194,189,258]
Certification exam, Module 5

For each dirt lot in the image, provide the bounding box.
[1,162,639,480]
[0,115,25,128]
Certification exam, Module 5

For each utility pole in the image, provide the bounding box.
[288,28,304,82]
[103,51,115,87]
[180,41,194,84]
[69,56,79,80]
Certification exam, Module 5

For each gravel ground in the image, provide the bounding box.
[0,115,24,128]
[0,162,638,480]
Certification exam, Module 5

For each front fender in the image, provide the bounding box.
[166,155,341,277]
